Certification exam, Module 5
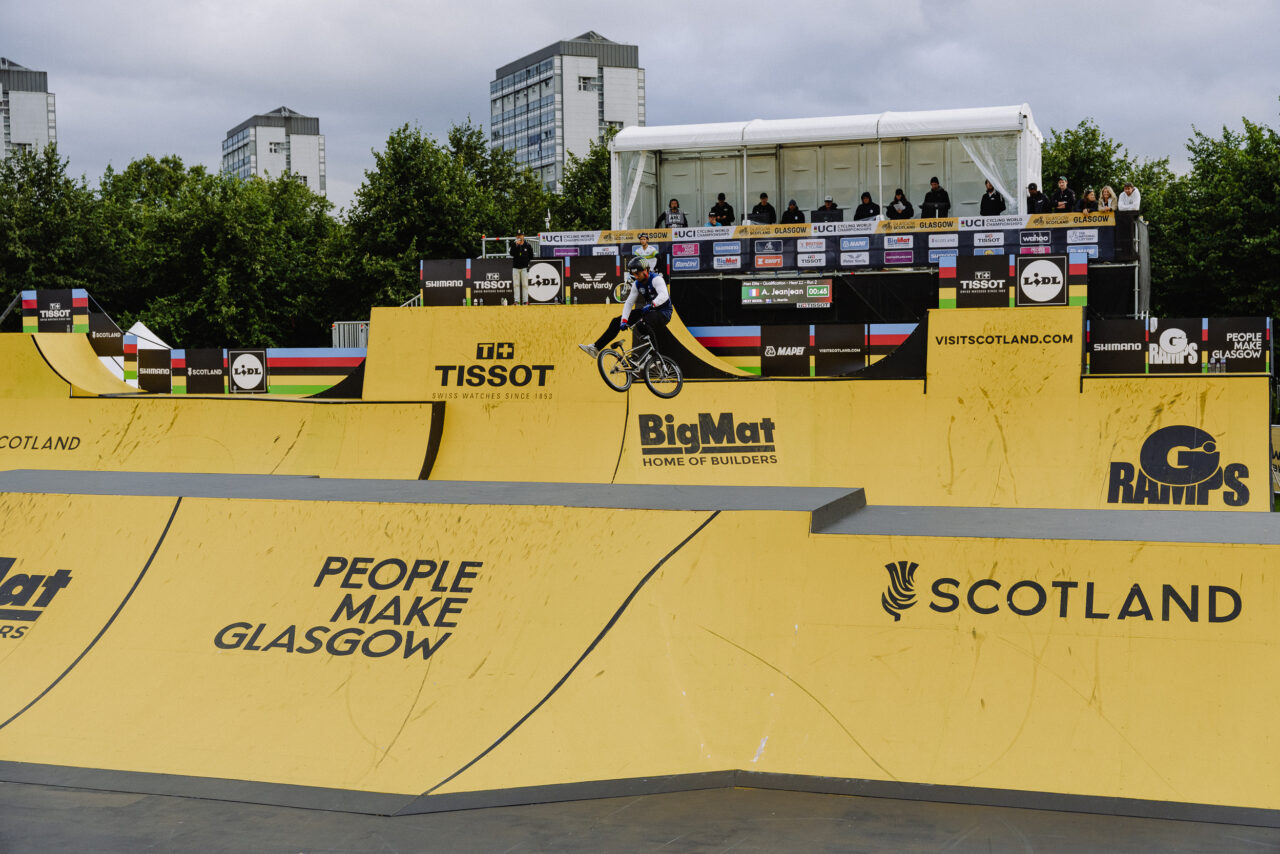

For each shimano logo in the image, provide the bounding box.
[1107,425,1249,507]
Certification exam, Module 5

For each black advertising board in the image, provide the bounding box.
[37,289,75,332]
[185,348,227,394]
[760,325,810,377]
[566,256,622,304]
[814,324,867,375]
[469,258,513,306]
[1087,318,1146,374]
[1146,318,1202,374]
[420,259,467,306]
[1205,317,1270,373]
[1014,255,1069,307]
[227,349,269,393]
[137,348,172,393]
[954,255,1012,308]
[525,258,564,305]
[88,312,125,357]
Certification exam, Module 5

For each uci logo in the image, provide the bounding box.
[1107,425,1249,507]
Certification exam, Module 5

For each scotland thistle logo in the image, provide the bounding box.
[882,561,919,621]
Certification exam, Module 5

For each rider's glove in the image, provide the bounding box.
[641,303,652,314]
[619,318,629,330]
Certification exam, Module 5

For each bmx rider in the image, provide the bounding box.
[580,256,672,358]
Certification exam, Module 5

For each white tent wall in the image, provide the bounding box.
[610,105,1042,227]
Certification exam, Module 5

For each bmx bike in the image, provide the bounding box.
[596,322,684,399]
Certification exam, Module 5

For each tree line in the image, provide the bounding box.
[1,109,1275,348]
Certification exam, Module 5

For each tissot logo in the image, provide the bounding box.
[435,344,554,388]
[0,557,73,638]
[1107,425,1249,507]
[880,559,1241,623]
[637,412,778,467]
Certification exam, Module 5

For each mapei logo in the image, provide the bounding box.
[435,343,554,387]
[764,346,805,357]
[1107,425,1249,507]
[0,557,73,638]
[881,560,918,621]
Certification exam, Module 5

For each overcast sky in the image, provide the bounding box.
[10,0,1279,214]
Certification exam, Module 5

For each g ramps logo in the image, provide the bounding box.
[0,557,73,639]
[1107,425,1249,507]
[881,561,919,621]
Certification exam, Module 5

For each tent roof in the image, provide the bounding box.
[612,104,1041,152]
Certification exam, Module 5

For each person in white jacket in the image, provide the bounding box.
[1118,181,1141,212]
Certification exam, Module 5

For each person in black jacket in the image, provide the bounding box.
[749,192,777,224]
[920,177,951,218]
[979,180,1006,216]
[1050,177,1076,213]
[655,198,688,229]
[1026,183,1049,213]
[853,192,880,221]
[886,188,914,219]
[510,232,535,305]
[780,199,805,224]
[710,193,735,226]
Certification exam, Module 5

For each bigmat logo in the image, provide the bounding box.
[434,343,554,391]
[1107,425,1249,507]
[880,560,1241,623]
[0,557,73,639]
[214,556,480,660]
[637,412,777,467]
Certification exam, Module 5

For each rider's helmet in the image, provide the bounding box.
[627,256,648,274]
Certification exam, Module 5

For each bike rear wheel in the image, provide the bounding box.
[598,348,632,392]
[643,355,683,398]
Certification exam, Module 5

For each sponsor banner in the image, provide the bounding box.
[184,348,227,394]
[592,245,619,256]
[1146,318,1201,374]
[671,257,701,272]
[137,348,172,394]
[526,259,564,304]
[420,259,467,306]
[798,252,827,268]
[1205,317,1270,373]
[1106,425,1251,507]
[953,255,1013,308]
[884,235,914,249]
[973,232,1004,247]
[1015,256,1069,306]
[741,279,832,308]
[1020,230,1052,247]
[840,251,871,266]
[1273,425,1280,495]
[469,258,514,306]
[973,247,1006,255]
[1025,212,1115,228]
[754,254,784,269]
[810,221,878,237]
[797,238,826,253]
[712,241,742,255]
[840,237,870,251]
[814,324,866,375]
[1067,228,1099,244]
[228,349,269,394]
[883,250,914,265]
[598,229,674,243]
[671,243,700,257]
[673,226,735,240]
[928,249,959,264]
[430,341,556,395]
[713,255,741,270]
[566,256,622,305]
[957,215,1027,230]
[753,239,784,254]
[1087,318,1146,374]
[1019,247,1051,255]
[928,233,959,248]
[88,312,124,358]
[537,230,602,245]
[551,247,579,257]
[34,289,77,333]
[1069,245,1100,259]
[731,223,812,239]
[760,326,810,376]
[875,218,959,234]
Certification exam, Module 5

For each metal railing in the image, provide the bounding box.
[330,320,370,348]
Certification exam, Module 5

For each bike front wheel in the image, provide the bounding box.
[598,348,632,392]
[643,355,683,398]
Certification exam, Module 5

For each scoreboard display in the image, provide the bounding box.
[741,279,833,309]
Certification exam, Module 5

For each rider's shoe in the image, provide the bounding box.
[579,344,599,358]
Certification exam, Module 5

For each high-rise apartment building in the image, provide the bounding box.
[0,58,57,159]
[220,106,326,194]
[490,31,644,190]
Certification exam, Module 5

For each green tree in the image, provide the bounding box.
[1042,118,1146,197]
[554,129,614,231]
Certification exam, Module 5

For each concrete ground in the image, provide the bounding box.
[2,781,1278,853]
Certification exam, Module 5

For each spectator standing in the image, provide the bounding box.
[1118,181,1141,211]
[980,180,1006,216]
[710,193,736,226]
[780,199,805,224]
[1079,188,1099,213]
[509,232,534,305]
[704,210,718,227]
[886,188,914,219]
[632,233,659,272]
[1026,183,1049,213]
[655,198,688,229]
[920,177,951,218]
[750,192,777,224]
[1050,176,1076,213]
[853,192,880,221]
[1099,185,1117,212]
